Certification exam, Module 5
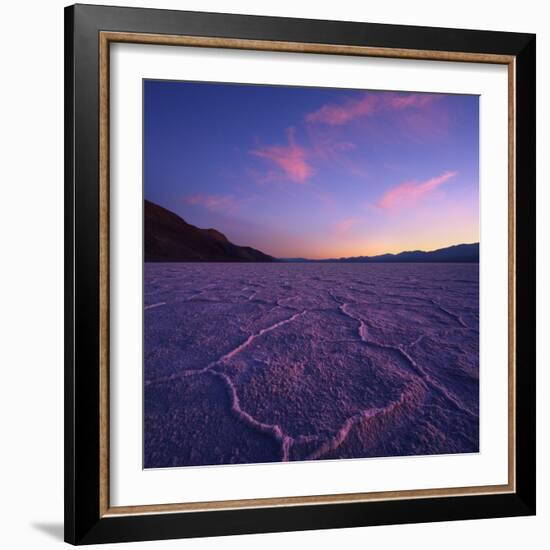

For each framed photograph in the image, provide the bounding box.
[64,4,536,545]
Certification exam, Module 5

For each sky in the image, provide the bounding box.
[144,80,479,259]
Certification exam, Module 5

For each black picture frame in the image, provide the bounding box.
[65,3,536,545]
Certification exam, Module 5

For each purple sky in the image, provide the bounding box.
[144,80,479,259]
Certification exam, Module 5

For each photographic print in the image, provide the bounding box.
[143,80,480,469]
[66,7,536,542]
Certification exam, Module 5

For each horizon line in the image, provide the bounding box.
[144,199,478,263]
[276,241,479,262]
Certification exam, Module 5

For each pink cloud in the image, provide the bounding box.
[305,124,367,178]
[385,93,435,110]
[184,194,241,213]
[306,92,438,126]
[306,95,379,125]
[306,123,356,159]
[250,127,314,183]
[334,218,360,235]
[377,170,457,211]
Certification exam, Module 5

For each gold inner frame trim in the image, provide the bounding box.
[98,31,516,517]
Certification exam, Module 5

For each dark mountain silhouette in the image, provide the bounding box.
[145,200,478,263]
[281,243,479,263]
[144,200,274,262]
[314,243,479,263]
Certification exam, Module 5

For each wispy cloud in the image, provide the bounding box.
[250,127,314,183]
[184,194,242,213]
[377,170,457,211]
[306,124,356,159]
[305,125,367,178]
[306,94,379,125]
[334,218,360,235]
[385,94,435,110]
[306,92,437,126]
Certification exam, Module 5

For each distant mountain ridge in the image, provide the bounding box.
[284,243,479,263]
[145,199,478,263]
[144,200,274,262]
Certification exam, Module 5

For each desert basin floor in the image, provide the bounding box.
[143,262,479,468]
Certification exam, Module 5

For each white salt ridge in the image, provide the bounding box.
[332,293,475,419]
[144,302,167,310]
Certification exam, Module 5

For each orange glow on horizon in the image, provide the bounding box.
[272,231,480,260]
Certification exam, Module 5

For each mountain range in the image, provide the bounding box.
[286,243,479,263]
[145,200,274,262]
[144,200,478,263]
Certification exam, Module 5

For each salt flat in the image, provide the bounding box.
[144,262,479,468]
